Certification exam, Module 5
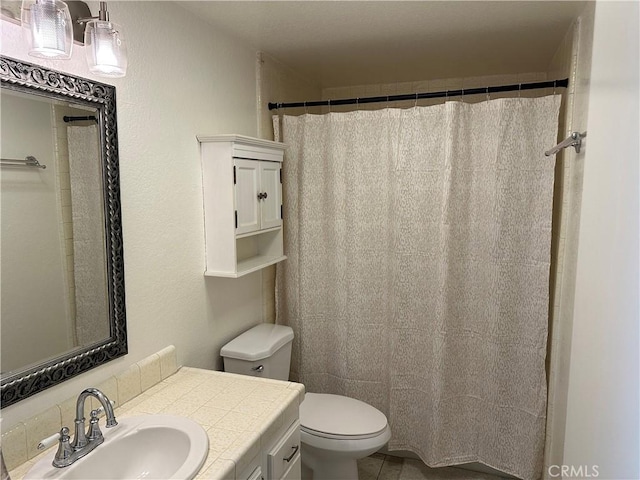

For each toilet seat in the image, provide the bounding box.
[301,425,387,440]
[300,393,389,440]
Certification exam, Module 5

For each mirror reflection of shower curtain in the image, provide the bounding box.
[67,125,110,346]
[274,96,560,480]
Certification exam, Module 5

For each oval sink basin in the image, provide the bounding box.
[25,415,209,480]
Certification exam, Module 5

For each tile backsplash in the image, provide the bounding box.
[0,345,178,471]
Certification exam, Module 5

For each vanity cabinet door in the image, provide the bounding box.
[280,455,300,480]
[267,421,300,480]
[246,466,262,480]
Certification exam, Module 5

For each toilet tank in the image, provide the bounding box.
[220,324,294,381]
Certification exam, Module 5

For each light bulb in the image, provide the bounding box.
[84,19,127,78]
[21,0,73,59]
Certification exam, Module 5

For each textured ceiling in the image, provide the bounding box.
[180,1,586,88]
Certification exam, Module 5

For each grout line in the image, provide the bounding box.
[377,454,388,480]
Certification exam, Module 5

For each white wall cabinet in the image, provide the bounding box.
[199,135,287,278]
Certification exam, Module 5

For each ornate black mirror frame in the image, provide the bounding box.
[0,56,127,407]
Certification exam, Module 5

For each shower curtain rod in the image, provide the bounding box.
[268,78,569,111]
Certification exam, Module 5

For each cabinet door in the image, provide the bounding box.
[280,455,300,480]
[260,161,282,230]
[268,421,300,480]
[235,159,261,235]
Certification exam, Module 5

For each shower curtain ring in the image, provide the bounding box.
[553,80,557,95]
[328,99,331,113]
[486,86,490,102]
[414,92,418,108]
[356,98,359,110]
[518,83,522,98]
[304,101,308,114]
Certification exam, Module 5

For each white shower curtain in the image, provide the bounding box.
[274,96,560,480]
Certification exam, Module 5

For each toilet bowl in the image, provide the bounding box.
[221,324,391,480]
[299,393,391,480]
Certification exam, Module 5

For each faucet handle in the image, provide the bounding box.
[53,427,73,465]
[87,410,103,442]
[37,432,60,451]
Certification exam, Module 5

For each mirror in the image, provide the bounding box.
[0,56,127,407]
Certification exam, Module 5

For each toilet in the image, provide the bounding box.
[221,324,391,480]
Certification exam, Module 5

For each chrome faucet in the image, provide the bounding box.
[51,388,118,468]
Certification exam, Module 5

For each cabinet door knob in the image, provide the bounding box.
[262,192,268,200]
[257,192,268,200]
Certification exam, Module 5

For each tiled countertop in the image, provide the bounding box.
[10,367,305,480]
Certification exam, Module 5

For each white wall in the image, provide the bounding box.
[543,3,595,474]
[1,93,71,373]
[1,1,265,427]
[562,1,639,479]
[257,51,322,141]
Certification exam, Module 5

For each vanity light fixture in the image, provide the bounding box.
[21,0,128,78]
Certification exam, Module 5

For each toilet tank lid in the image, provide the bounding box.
[221,324,294,361]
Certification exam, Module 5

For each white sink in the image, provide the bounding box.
[25,415,209,480]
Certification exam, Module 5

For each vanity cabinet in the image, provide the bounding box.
[237,419,301,480]
[235,400,301,480]
[198,135,286,278]
[266,421,301,480]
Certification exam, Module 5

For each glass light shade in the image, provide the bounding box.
[21,0,73,59]
[84,19,127,78]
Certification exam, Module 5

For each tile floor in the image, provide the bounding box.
[357,454,505,480]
